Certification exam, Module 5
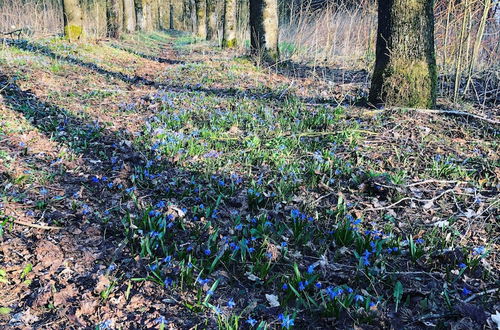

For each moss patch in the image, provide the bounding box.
[64,24,84,42]
[381,58,437,108]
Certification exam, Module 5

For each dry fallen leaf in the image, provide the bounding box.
[265,294,280,307]
[491,310,500,329]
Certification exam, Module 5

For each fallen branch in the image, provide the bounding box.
[463,287,499,303]
[13,220,62,230]
[364,187,457,211]
[394,107,500,125]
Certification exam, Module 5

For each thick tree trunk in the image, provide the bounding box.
[123,0,136,33]
[249,0,279,61]
[170,0,183,29]
[206,0,217,40]
[106,0,123,38]
[222,0,237,47]
[195,0,207,38]
[142,0,154,31]
[62,0,85,42]
[369,0,437,108]
[135,0,144,30]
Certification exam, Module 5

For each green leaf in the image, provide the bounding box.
[0,307,11,315]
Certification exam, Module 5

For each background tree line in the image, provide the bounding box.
[1,0,498,107]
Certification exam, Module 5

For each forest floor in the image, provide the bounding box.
[0,31,499,329]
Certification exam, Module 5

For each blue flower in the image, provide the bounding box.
[235,223,243,230]
[298,281,306,291]
[204,249,211,256]
[354,294,364,302]
[315,282,322,289]
[248,247,255,253]
[282,283,288,290]
[462,287,471,295]
[458,263,467,269]
[227,298,236,308]
[246,317,257,327]
[307,264,316,274]
[281,242,288,247]
[164,277,173,287]
[473,246,485,255]
[278,314,295,329]
[291,209,300,219]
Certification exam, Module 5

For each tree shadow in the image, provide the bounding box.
[4,39,160,87]
[277,60,371,86]
[108,43,186,65]
[4,39,362,106]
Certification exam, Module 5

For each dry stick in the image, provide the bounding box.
[13,220,62,230]
[463,287,500,303]
[364,187,457,212]
[383,107,500,125]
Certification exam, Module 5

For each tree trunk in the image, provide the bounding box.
[249,0,279,61]
[62,0,85,42]
[206,0,217,40]
[106,0,123,38]
[369,0,437,108]
[142,0,154,31]
[195,0,207,38]
[222,0,237,47]
[123,0,136,33]
[135,0,144,30]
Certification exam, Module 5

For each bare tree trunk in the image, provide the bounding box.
[195,0,207,38]
[369,0,437,108]
[249,0,279,61]
[123,0,136,33]
[206,0,218,40]
[62,0,85,42]
[106,0,123,38]
[135,0,144,30]
[222,0,237,47]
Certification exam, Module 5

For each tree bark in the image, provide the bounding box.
[195,0,207,39]
[369,0,437,108]
[62,0,85,42]
[206,0,218,40]
[249,0,279,61]
[222,0,237,47]
[123,0,136,33]
[135,0,144,30]
[106,0,123,38]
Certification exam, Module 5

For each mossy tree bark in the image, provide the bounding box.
[369,0,437,108]
[249,0,279,61]
[206,0,218,40]
[222,0,237,47]
[123,0,136,33]
[62,0,85,42]
[106,0,123,38]
[195,0,207,38]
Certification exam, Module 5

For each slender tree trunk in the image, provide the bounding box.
[123,0,136,33]
[195,0,207,38]
[249,0,279,61]
[222,0,237,47]
[62,0,85,42]
[206,0,217,40]
[142,0,154,31]
[106,0,123,38]
[369,0,437,108]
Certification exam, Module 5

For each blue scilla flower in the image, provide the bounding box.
[354,294,364,302]
[246,317,257,327]
[164,278,173,287]
[278,314,295,329]
[227,298,236,308]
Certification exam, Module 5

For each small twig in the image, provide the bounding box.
[365,187,457,211]
[463,288,499,303]
[392,107,500,125]
[13,220,62,230]
[406,179,464,187]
